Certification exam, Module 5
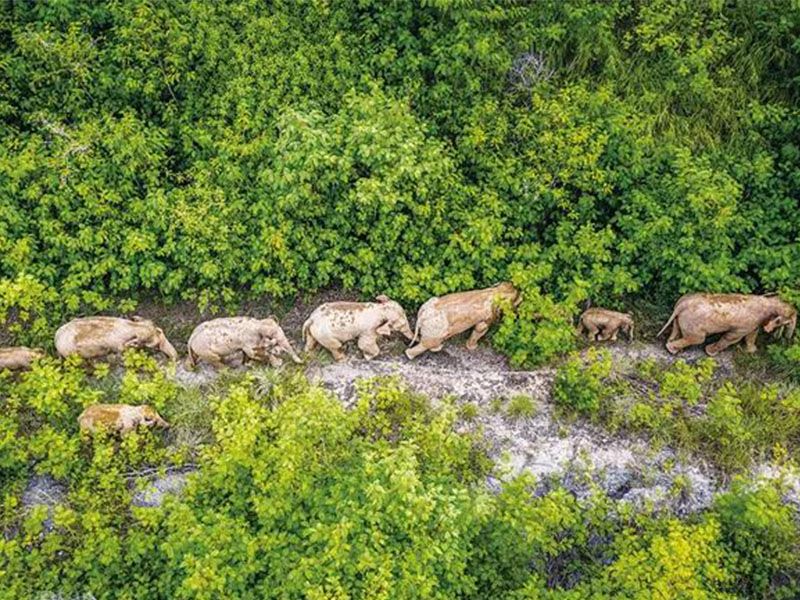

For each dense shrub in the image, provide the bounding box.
[2,364,798,598]
[0,2,798,364]
[552,354,800,474]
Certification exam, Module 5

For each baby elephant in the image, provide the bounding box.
[577,308,634,342]
[78,404,170,435]
[186,316,302,369]
[0,346,45,371]
[55,316,178,362]
[303,295,414,361]
[659,293,796,356]
[406,282,521,359]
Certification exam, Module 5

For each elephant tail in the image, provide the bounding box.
[184,345,198,370]
[657,309,678,338]
[409,315,421,346]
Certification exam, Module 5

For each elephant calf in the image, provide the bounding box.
[55,316,178,362]
[302,295,414,361]
[0,346,45,371]
[577,308,634,342]
[406,282,521,359]
[78,404,170,435]
[658,293,796,356]
[186,316,302,369]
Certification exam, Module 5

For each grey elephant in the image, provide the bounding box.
[302,295,414,361]
[577,308,634,342]
[405,282,521,359]
[55,317,178,361]
[186,316,302,369]
[0,346,45,371]
[658,293,796,356]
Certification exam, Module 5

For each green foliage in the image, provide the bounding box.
[552,349,615,416]
[0,1,798,358]
[556,355,800,474]
[2,363,799,598]
[506,395,537,420]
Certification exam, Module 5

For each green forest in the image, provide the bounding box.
[1,1,800,598]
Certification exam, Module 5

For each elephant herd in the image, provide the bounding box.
[0,286,796,434]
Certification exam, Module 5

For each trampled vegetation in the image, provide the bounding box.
[2,2,800,599]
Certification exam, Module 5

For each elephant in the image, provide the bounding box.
[0,346,45,371]
[186,316,302,369]
[405,282,521,359]
[78,403,170,435]
[577,308,634,342]
[658,293,796,356]
[302,295,414,361]
[55,316,178,361]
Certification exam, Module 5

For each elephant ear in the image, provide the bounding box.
[375,294,390,303]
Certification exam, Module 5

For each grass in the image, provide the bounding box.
[506,395,537,420]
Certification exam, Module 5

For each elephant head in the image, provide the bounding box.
[375,295,414,340]
[140,405,170,429]
[148,327,178,361]
[622,313,635,341]
[763,307,797,339]
[492,282,522,311]
[260,318,303,364]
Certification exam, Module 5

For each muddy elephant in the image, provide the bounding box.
[55,317,178,361]
[302,295,414,361]
[78,403,170,435]
[658,293,796,356]
[0,346,45,371]
[405,282,521,359]
[577,308,634,342]
[186,316,302,369]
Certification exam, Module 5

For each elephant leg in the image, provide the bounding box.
[585,323,600,341]
[744,330,758,353]
[241,344,259,362]
[357,333,381,360]
[466,322,490,350]
[666,334,705,354]
[322,339,346,362]
[668,320,681,342]
[405,338,442,360]
[204,353,228,370]
[597,327,615,342]
[705,331,745,356]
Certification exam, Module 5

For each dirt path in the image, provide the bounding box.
[305,341,732,514]
[24,339,795,516]
[174,339,733,513]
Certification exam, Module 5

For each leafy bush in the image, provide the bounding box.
[552,349,615,416]
[2,363,799,598]
[0,1,798,360]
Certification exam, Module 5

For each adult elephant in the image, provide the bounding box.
[658,293,796,356]
[405,282,521,359]
[55,316,178,361]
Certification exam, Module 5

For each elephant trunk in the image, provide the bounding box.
[159,337,178,361]
[786,312,797,340]
[277,332,303,364]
